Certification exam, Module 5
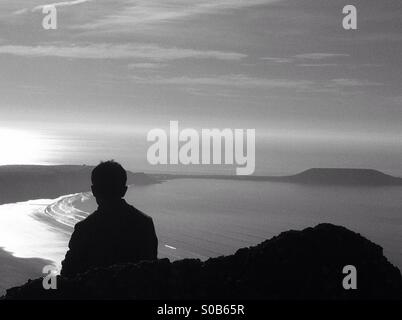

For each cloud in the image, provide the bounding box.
[14,0,93,14]
[294,53,350,60]
[261,57,294,64]
[128,73,382,92]
[130,74,314,90]
[333,33,402,44]
[136,75,382,92]
[76,0,281,30]
[260,53,350,66]
[13,8,30,15]
[128,62,167,69]
[0,43,246,61]
[386,96,402,104]
[297,63,338,67]
[329,78,383,87]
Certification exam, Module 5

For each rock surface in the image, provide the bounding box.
[3,224,402,300]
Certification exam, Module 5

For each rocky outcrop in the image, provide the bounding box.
[3,224,402,300]
[283,168,402,186]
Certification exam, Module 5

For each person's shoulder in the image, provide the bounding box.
[125,203,154,223]
[73,210,101,230]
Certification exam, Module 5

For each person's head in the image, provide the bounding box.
[91,160,127,204]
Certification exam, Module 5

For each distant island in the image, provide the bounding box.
[153,168,402,186]
[278,168,402,185]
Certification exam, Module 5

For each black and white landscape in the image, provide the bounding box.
[0,0,402,300]
[0,166,401,298]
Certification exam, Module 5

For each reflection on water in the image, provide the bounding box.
[0,197,69,267]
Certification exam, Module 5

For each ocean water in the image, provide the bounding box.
[78,179,402,269]
[0,179,401,272]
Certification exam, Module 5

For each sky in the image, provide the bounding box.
[0,0,401,175]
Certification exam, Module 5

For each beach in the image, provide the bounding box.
[0,194,86,294]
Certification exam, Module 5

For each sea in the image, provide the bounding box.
[0,178,401,276]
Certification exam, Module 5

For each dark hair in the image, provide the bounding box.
[91,160,127,198]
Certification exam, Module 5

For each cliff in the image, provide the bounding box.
[3,224,401,300]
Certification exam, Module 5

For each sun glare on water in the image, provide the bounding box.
[0,128,51,165]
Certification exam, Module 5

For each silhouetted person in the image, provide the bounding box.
[61,161,158,277]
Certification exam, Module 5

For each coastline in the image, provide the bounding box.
[0,193,91,295]
[0,248,52,296]
[0,194,86,294]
